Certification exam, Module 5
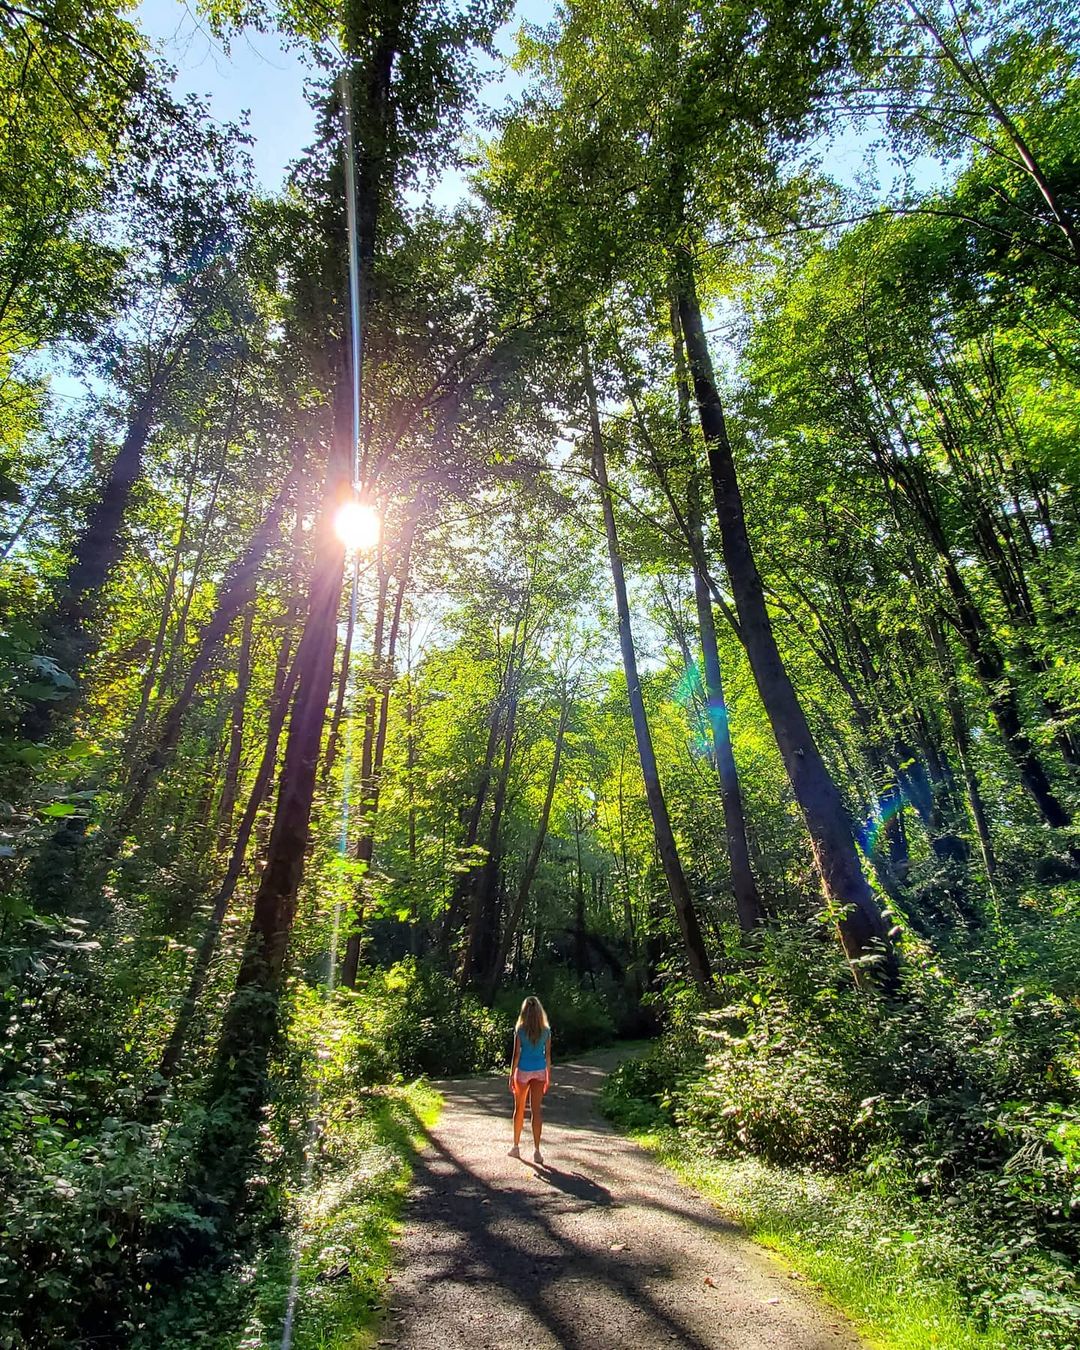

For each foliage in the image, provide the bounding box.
[4,0,1080,1342]
[334,959,621,1080]
[496,967,621,1056]
[603,888,1080,1347]
[350,959,506,1077]
[609,1135,1019,1350]
[228,988,442,1350]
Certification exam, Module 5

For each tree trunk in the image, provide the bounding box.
[406,669,418,865]
[112,475,294,837]
[151,641,302,1097]
[23,383,161,740]
[321,555,361,785]
[922,507,1071,832]
[160,379,243,697]
[225,390,347,985]
[616,747,638,957]
[485,685,571,1000]
[439,655,511,956]
[339,516,417,986]
[124,441,201,766]
[585,341,712,991]
[216,601,255,850]
[693,560,766,931]
[194,368,351,1213]
[671,301,764,931]
[339,552,391,989]
[925,607,997,880]
[673,250,895,988]
[462,677,519,989]
[574,809,589,976]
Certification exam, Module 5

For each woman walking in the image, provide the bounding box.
[508,995,551,1164]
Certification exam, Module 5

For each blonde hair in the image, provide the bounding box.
[516,995,549,1045]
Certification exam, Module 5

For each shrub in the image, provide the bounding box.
[498,968,619,1055]
[601,900,1080,1348]
[350,959,505,1078]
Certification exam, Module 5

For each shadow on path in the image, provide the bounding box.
[385,1052,861,1350]
[403,1127,717,1348]
[526,1163,613,1205]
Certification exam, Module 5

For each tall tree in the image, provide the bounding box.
[191,0,513,1219]
[585,344,712,990]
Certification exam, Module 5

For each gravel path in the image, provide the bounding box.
[383,1050,863,1349]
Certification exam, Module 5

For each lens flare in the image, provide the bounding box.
[333,499,380,552]
[860,791,906,857]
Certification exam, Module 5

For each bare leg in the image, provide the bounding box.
[529,1079,544,1157]
[512,1082,529,1149]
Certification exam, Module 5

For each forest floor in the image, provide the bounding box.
[380,1048,863,1348]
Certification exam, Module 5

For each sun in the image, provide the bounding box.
[333,498,380,552]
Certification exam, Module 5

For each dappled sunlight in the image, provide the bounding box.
[398,1132,719,1349]
[4,0,1077,1344]
[384,1058,846,1348]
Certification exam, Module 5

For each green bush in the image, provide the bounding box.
[602,980,704,1117]
[0,1072,216,1348]
[602,901,1080,1348]
[496,968,618,1056]
[351,959,505,1077]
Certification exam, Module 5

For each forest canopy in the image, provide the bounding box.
[1,0,1079,1344]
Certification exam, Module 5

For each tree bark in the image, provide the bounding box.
[151,640,302,1097]
[574,807,589,976]
[461,676,519,988]
[440,645,514,956]
[112,475,294,837]
[194,368,352,1213]
[462,589,531,989]
[585,341,712,991]
[339,521,415,987]
[692,547,766,931]
[673,250,896,988]
[894,462,1072,832]
[485,684,572,1000]
[356,531,413,850]
[339,551,391,989]
[322,555,361,784]
[223,382,348,988]
[123,440,201,766]
[215,601,255,850]
[670,298,764,930]
[924,603,998,881]
[23,382,161,740]
[615,747,638,957]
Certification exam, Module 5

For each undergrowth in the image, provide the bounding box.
[269,986,443,1350]
[346,958,620,1077]
[238,1080,441,1350]
[603,1108,1017,1350]
[601,881,1080,1350]
[149,986,443,1350]
[0,942,619,1348]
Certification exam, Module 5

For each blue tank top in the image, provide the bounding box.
[517,1026,549,1072]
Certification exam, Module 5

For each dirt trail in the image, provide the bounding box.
[383,1050,863,1348]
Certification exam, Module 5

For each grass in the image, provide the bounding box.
[241,1079,442,1350]
[601,1096,1016,1350]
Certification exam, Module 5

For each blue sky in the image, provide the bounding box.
[134,1,319,187]
[134,0,555,194]
[134,1,932,207]
[43,0,548,407]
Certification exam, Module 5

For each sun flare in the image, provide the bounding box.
[333,498,380,552]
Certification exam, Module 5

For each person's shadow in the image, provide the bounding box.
[526,1163,614,1206]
